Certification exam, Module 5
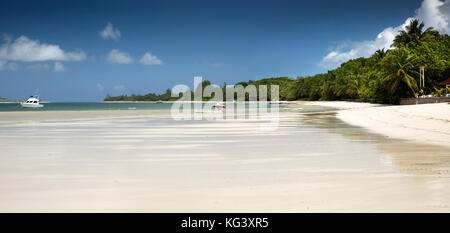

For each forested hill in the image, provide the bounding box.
[105,19,450,104]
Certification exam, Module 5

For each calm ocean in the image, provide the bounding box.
[0,102,175,112]
[0,102,328,112]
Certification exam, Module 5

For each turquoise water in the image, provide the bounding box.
[0,102,329,112]
[0,102,175,112]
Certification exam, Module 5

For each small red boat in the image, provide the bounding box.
[213,102,226,109]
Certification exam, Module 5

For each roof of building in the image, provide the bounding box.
[438,78,450,85]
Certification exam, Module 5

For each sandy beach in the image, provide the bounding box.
[0,103,449,212]
[303,101,450,147]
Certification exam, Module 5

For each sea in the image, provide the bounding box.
[0,102,175,112]
[0,102,322,112]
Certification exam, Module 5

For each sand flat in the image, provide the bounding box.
[0,108,449,212]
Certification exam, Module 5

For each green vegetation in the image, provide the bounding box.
[0,97,20,102]
[104,89,179,101]
[105,19,450,104]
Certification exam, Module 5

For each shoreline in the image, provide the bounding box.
[303,101,450,147]
[2,100,449,147]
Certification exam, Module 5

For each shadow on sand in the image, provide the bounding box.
[301,111,450,177]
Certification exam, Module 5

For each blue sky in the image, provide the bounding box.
[0,0,445,101]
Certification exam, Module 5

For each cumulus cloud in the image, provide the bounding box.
[320,0,450,69]
[99,22,121,41]
[320,18,412,68]
[0,36,86,62]
[0,60,18,71]
[140,52,163,65]
[53,62,65,72]
[417,0,450,33]
[107,49,133,64]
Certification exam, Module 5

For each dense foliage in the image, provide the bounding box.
[105,20,450,104]
[104,89,179,101]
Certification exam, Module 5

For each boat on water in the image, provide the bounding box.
[270,101,288,104]
[20,95,43,108]
[213,102,226,109]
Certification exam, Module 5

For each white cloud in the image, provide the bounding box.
[320,18,412,68]
[140,52,163,65]
[27,63,50,71]
[53,62,65,72]
[0,36,86,62]
[320,0,450,69]
[99,22,121,41]
[0,60,18,71]
[417,0,450,33]
[107,49,133,64]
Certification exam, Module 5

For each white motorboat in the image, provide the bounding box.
[20,95,43,108]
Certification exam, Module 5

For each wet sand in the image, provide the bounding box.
[0,108,449,212]
[301,101,450,146]
[337,103,450,146]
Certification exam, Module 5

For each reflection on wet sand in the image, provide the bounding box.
[301,111,450,177]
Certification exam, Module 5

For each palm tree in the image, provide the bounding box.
[381,48,419,96]
[346,78,360,97]
[374,49,388,60]
[392,19,434,47]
